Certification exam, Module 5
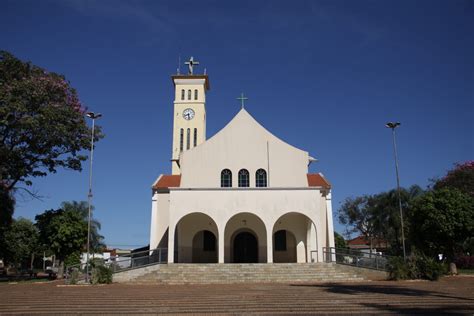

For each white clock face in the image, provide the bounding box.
[183,108,195,120]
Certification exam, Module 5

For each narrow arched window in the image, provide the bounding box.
[188,89,191,100]
[238,169,249,187]
[193,128,197,147]
[274,230,287,251]
[194,89,198,100]
[181,89,185,100]
[179,128,184,151]
[221,169,232,187]
[186,128,190,150]
[256,169,267,187]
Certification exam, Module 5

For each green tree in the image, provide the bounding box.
[35,201,104,275]
[334,232,347,249]
[409,188,474,261]
[0,51,103,214]
[338,185,423,255]
[61,201,105,252]
[0,184,15,259]
[35,208,87,274]
[4,217,38,268]
[433,161,474,198]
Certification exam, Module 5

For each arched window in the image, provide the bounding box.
[188,89,191,100]
[181,89,185,100]
[203,230,216,251]
[274,230,287,251]
[238,169,249,187]
[186,128,190,150]
[221,169,232,187]
[179,128,184,151]
[256,169,267,187]
[193,128,197,147]
[194,89,198,100]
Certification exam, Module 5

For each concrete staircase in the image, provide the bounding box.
[114,263,387,284]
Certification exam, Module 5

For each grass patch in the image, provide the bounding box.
[458,269,474,275]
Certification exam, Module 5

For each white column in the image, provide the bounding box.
[149,192,159,251]
[168,223,175,263]
[266,225,273,263]
[326,190,336,262]
[218,226,225,263]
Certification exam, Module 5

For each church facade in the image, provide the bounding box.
[149,59,335,264]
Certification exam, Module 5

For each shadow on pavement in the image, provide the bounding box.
[361,303,473,315]
[291,283,474,301]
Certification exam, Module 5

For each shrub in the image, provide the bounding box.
[415,255,445,281]
[92,265,112,284]
[387,255,446,281]
[454,256,474,269]
[387,257,410,280]
[69,269,80,285]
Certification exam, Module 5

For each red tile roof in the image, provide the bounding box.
[153,173,330,189]
[153,175,181,190]
[307,173,331,188]
[347,235,388,249]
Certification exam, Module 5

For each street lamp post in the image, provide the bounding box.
[385,122,406,261]
[85,112,102,283]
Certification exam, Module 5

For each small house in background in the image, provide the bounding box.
[347,235,388,256]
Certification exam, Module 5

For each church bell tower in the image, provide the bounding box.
[171,57,210,174]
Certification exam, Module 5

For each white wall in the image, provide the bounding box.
[166,188,328,263]
[180,109,309,188]
[149,191,170,250]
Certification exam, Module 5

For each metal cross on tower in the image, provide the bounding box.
[237,92,248,109]
[185,56,199,75]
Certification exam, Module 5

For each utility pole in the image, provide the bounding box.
[85,112,102,282]
[386,122,406,261]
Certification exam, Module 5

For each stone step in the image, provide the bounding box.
[113,263,387,284]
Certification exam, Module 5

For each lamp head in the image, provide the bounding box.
[385,122,401,129]
[86,112,102,119]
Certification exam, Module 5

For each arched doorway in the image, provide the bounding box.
[233,231,258,263]
[224,212,267,263]
[192,230,217,263]
[273,230,297,263]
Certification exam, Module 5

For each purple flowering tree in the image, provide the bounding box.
[0,51,103,208]
[433,161,474,198]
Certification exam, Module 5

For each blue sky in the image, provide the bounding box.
[2,0,473,248]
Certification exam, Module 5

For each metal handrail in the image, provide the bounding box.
[64,247,168,283]
[323,247,392,271]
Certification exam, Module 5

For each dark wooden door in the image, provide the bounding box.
[233,232,258,263]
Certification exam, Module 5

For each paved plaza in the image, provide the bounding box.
[0,276,473,315]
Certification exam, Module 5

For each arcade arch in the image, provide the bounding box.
[174,212,218,263]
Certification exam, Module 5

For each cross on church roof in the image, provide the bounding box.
[185,56,199,75]
[237,92,248,109]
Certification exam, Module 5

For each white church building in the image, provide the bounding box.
[149,58,335,264]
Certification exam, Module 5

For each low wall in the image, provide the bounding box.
[113,264,163,283]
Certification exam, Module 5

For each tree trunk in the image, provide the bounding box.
[58,260,64,278]
[30,253,35,270]
[449,262,458,275]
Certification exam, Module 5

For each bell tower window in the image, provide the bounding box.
[179,128,184,151]
[186,128,190,150]
[194,128,197,147]
[188,89,191,100]
[194,89,198,100]
[181,89,185,100]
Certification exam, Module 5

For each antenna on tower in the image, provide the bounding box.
[177,55,181,75]
[204,68,207,75]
